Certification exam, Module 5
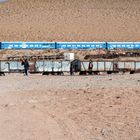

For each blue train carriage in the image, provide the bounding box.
[1,42,56,49]
[56,42,107,49]
[107,42,139,50]
[133,42,140,50]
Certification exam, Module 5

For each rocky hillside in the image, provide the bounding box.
[0,0,140,41]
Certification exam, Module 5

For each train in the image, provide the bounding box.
[0,42,140,50]
[0,59,140,76]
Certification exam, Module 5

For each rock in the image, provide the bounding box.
[101,128,107,136]
[31,105,36,109]
[116,96,121,99]
[4,104,8,107]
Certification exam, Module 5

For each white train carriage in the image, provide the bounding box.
[0,60,140,75]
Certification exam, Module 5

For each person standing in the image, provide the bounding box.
[70,62,74,75]
[88,61,93,75]
[22,59,29,76]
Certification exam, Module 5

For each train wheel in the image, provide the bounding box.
[107,71,112,74]
[130,71,135,74]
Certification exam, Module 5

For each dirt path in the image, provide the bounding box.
[0,74,140,140]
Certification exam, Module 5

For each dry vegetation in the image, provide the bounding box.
[0,49,107,60]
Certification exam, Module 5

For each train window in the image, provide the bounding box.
[96,45,100,48]
[72,45,76,49]
[117,45,121,47]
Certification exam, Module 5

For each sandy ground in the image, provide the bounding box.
[0,73,140,140]
[0,0,140,42]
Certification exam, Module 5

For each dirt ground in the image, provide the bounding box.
[0,73,140,140]
[0,49,108,60]
[0,0,140,42]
